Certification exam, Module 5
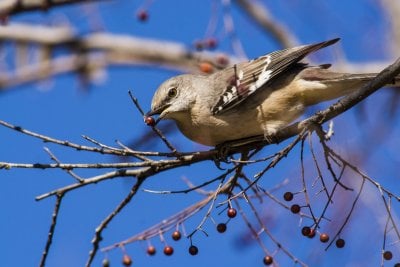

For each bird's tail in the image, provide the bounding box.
[298,67,400,106]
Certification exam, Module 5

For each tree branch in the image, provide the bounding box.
[0,0,108,16]
[0,23,237,90]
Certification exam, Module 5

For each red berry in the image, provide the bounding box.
[188,245,198,255]
[301,226,311,236]
[320,233,329,243]
[193,40,204,51]
[144,116,156,126]
[227,208,237,218]
[290,204,301,214]
[205,38,218,49]
[263,255,273,265]
[199,62,214,73]
[383,250,393,260]
[172,231,181,241]
[137,9,149,21]
[216,54,229,67]
[283,192,294,201]
[307,228,316,238]
[147,245,156,255]
[336,238,345,248]
[216,223,227,233]
[122,254,132,266]
[163,245,174,256]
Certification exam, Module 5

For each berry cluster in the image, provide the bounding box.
[284,192,347,248]
[102,207,240,266]
[193,38,218,51]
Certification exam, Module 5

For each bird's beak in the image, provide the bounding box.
[145,104,170,118]
[145,109,159,117]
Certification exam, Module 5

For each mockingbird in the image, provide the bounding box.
[147,38,399,146]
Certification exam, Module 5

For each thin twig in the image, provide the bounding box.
[308,132,330,199]
[101,195,213,252]
[43,147,84,182]
[0,119,161,157]
[223,131,305,204]
[325,178,365,250]
[234,199,272,257]
[39,193,64,267]
[222,0,247,59]
[300,137,318,224]
[239,188,307,266]
[187,174,230,238]
[144,167,236,194]
[86,178,145,267]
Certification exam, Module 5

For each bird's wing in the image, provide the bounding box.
[211,38,340,115]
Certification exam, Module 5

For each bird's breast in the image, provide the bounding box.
[174,107,265,146]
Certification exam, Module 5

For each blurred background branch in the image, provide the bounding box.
[0,23,396,92]
[0,0,108,16]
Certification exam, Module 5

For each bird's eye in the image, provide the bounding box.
[167,87,177,98]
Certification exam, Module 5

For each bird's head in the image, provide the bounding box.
[146,74,200,121]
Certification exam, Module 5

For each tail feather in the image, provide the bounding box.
[298,67,400,105]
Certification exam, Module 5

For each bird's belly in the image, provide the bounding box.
[176,108,297,146]
[176,119,264,146]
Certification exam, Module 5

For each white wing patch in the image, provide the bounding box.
[248,56,272,93]
[265,55,272,65]
[255,69,272,88]
[238,69,244,80]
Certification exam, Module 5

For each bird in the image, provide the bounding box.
[146,38,399,146]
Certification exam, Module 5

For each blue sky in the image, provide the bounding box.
[1,1,399,267]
